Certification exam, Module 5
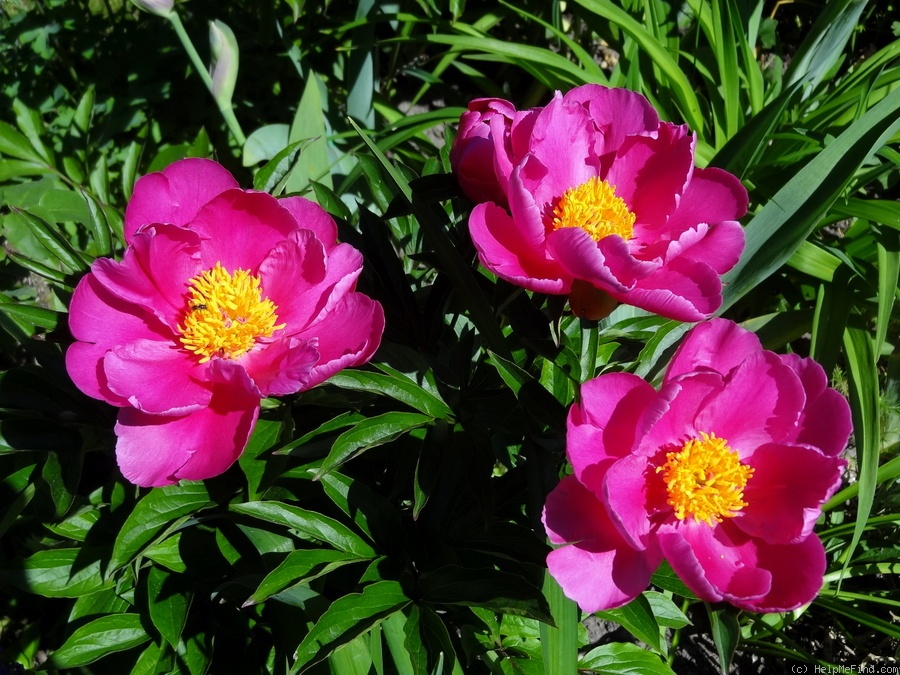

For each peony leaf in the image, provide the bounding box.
[579,643,676,674]
[707,603,741,674]
[326,370,453,420]
[315,411,433,478]
[291,580,410,673]
[244,549,366,607]
[108,482,213,573]
[41,614,150,670]
[147,565,190,648]
[231,500,376,558]
[595,593,662,654]
[0,548,112,598]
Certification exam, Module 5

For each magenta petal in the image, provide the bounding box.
[104,339,211,415]
[564,85,659,157]
[543,476,660,612]
[115,366,259,486]
[192,190,303,272]
[738,535,827,613]
[469,202,571,294]
[604,455,663,549]
[295,293,385,388]
[568,373,658,482]
[665,318,763,383]
[616,256,723,321]
[781,355,852,457]
[640,373,723,453]
[90,224,201,329]
[124,158,238,243]
[277,197,339,250]
[659,521,772,605]
[737,443,846,544]
[696,350,806,453]
[241,338,320,397]
[547,228,639,293]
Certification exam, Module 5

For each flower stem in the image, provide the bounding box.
[166,12,246,147]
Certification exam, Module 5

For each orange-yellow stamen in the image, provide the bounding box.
[550,176,636,242]
[179,262,284,363]
[656,432,754,525]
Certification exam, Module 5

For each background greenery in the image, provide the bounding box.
[0,0,898,673]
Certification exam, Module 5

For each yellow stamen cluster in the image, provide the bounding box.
[656,432,754,526]
[550,176,636,242]
[179,262,284,363]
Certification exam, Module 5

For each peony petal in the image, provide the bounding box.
[604,454,668,549]
[737,443,846,544]
[277,197,339,250]
[241,337,320,397]
[659,520,772,605]
[114,363,259,486]
[738,535,827,613]
[563,84,659,161]
[295,292,385,388]
[543,476,660,612]
[696,350,806,453]
[469,202,571,294]
[192,190,303,272]
[104,339,212,415]
[607,123,693,229]
[547,228,645,293]
[639,373,724,454]
[665,318,763,383]
[125,158,238,243]
[615,256,724,322]
[90,224,201,329]
[781,355,852,457]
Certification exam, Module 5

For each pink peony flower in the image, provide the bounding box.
[451,85,747,321]
[66,158,384,487]
[542,319,851,613]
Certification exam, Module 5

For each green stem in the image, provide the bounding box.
[166,12,246,146]
[540,572,579,675]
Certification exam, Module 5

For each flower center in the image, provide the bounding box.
[550,177,635,242]
[656,432,754,525]
[179,262,284,363]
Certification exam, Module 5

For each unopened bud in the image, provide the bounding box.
[129,0,174,18]
[209,20,239,106]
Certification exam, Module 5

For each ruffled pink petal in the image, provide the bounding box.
[104,339,212,415]
[563,85,659,162]
[607,123,693,230]
[90,224,201,329]
[696,350,806,453]
[639,373,723,454]
[737,535,827,613]
[276,197,339,250]
[295,293,385,388]
[241,337,320,397]
[658,520,772,605]
[781,355,852,457]
[114,362,259,487]
[737,443,846,544]
[665,318,763,383]
[522,94,597,204]
[469,202,571,294]
[543,476,660,612]
[124,158,239,243]
[568,373,659,482]
[547,228,649,293]
[662,219,745,274]
[604,454,668,550]
[66,274,173,405]
[614,256,724,321]
[192,190,303,272]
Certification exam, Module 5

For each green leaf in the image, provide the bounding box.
[707,603,741,674]
[147,565,191,648]
[286,72,333,193]
[0,303,60,330]
[243,123,291,166]
[644,591,690,629]
[0,548,112,598]
[579,643,676,674]
[875,227,900,356]
[292,580,410,673]
[540,572,578,675]
[231,501,376,558]
[74,86,95,133]
[11,208,89,272]
[326,370,453,419]
[253,138,308,194]
[109,482,213,572]
[143,532,187,573]
[721,85,900,310]
[0,120,44,162]
[244,549,366,606]
[316,412,433,478]
[41,614,150,670]
[596,593,662,654]
[12,99,52,164]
